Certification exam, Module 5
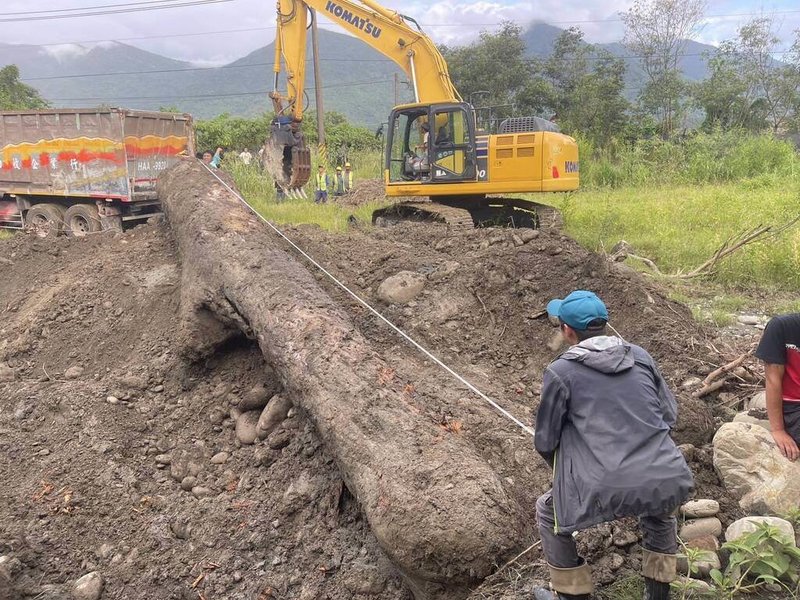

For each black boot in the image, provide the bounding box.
[643,577,670,600]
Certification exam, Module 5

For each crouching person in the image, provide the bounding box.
[533,291,694,600]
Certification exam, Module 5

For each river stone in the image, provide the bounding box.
[64,366,85,380]
[725,516,796,546]
[679,517,722,541]
[680,499,720,518]
[257,395,293,439]
[745,391,767,411]
[237,383,278,412]
[72,571,103,600]
[235,410,261,445]
[732,412,770,430]
[377,271,426,304]
[713,422,800,514]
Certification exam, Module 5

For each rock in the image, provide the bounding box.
[117,374,148,390]
[518,229,539,243]
[376,271,426,304]
[234,410,261,445]
[673,576,714,594]
[725,516,796,546]
[191,486,215,499]
[713,422,800,515]
[257,395,293,439]
[342,562,387,595]
[680,500,719,518]
[745,391,767,411]
[679,517,722,541]
[106,396,119,405]
[210,452,229,465]
[737,315,760,325]
[678,550,720,578]
[170,518,191,540]
[732,412,770,430]
[180,476,196,491]
[267,430,292,450]
[283,471,318,514]
[686,535,720,552]
[72,571,103,600]
[680,377,702,390]
[237,382,280,412]
[0,363,15,382]
[64,366,85,380]
[677,444,696,462]
[612,529,639,547]
[154,454,171,466]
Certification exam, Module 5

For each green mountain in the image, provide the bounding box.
[2,24,720,125]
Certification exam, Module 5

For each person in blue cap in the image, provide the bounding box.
[533,290,694,600]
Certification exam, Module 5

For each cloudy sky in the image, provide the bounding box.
[1,0,799,65]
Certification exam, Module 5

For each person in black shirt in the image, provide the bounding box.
[754,313,800,461]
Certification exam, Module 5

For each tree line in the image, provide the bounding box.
[441,0,800,143]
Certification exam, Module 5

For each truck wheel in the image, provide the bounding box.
[64,204,102,237]
[24,203,65,237]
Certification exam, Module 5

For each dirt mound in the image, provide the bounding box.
[0,215,743,599]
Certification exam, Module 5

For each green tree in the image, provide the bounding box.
[441,22,541,117]
[544,28,630,144]
[0,65,48,110]
[622,0,707,137]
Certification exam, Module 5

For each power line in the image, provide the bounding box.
[0,0,233,22]
[46,77,393,102]
[0,0,190,17]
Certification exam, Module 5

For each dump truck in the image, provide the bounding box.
[0,108,194,236]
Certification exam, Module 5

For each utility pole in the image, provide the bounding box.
[393,72,399,106]
[310,9,326,168]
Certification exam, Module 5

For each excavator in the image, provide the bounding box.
[265,0,579,227]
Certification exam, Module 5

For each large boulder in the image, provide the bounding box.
[713,422,800,514]
[377,271,426,304]
[745,390,767,411]
[725,516,796,546]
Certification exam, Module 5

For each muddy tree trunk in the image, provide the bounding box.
[158,160,525,599]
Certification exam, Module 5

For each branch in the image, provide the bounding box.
[692,352,751,398]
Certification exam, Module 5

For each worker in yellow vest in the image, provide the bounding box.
[314,164,330,204]
[343,162,354,193]
[334,166,345,196]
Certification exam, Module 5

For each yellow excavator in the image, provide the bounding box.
[266,0,579,227]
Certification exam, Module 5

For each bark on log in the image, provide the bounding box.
[158,160,524,599]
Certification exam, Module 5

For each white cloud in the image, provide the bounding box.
[0,0,797,63]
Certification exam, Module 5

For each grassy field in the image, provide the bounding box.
[550,175,800,291]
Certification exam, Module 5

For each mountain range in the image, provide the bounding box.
[1,23,719,127]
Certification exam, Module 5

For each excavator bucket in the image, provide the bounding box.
[261,117,311,194]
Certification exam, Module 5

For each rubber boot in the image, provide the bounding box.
[532,588,590,600]
[532,561,593,599]
[641,549,676,600]
[643,577,670,600]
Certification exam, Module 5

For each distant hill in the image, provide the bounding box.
[2,24,719,125]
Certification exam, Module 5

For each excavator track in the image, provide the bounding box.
[372,202,475,229]
[372,197,563,231]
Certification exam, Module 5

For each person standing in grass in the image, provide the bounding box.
[755,313,800,461]
[533,290,693,600]
[315,164,330,204]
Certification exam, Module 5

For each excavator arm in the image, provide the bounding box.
[265,0,462,192]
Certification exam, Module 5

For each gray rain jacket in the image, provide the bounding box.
[535,336,693,534]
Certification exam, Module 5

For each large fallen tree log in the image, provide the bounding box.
[158,160,526,599]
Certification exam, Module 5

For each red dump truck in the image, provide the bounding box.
[0,108,194,236]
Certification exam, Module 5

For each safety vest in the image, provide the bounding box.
[344,171,353,191]
[316,172,328,191]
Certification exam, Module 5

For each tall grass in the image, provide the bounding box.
[554,179,800,289]
[578,130,799,188]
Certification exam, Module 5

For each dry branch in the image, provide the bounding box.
[692,352,750,398]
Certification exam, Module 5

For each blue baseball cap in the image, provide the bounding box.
[547,290,608,331]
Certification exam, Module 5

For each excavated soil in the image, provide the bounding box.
[0,210,756,599]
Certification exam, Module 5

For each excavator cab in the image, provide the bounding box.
[386,102,477,185]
